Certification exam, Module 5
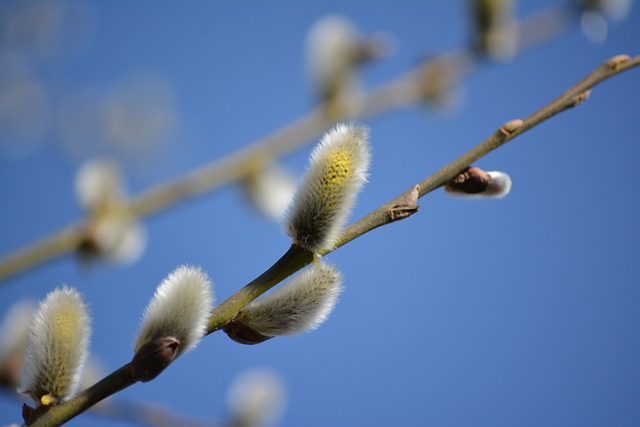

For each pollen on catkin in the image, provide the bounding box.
[286,123,371,253]
[134,265,214,357]
[234,261,343,337]
[21,286,91,406]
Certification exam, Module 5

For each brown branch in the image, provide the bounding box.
[333,55,640,249]
[26,53,640,427]
[0,2,582,283]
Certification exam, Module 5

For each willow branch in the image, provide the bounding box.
[334,54,640,248]
[0,2,582,283]
[24,53,638,427]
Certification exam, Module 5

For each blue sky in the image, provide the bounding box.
[1,1,640,426]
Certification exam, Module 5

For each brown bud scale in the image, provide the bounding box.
[131,337,180,383]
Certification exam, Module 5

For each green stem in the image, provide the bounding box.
[207,245,314,333]
[27,364,135,427]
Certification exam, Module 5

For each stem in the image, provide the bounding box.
[207,245,314,333]
[333,55,640,249]
[27,364,135,427]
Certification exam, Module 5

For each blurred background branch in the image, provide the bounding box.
[0,1,596,283]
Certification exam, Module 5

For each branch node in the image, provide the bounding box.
[388,185,420,221]
[571,89,591,107]
[498,118,524,136]
[605,54,631,70]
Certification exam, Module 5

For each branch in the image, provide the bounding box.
[0,2,581,283]
[333,54,640,248]
[25,53,640,427]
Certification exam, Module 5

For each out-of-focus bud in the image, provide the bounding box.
[471,0,517,62]
[286,123,371,254]
[444,166,512,199]
[306,16,388,116]
[21,287,91,406]
[75,159,124,211]
[226,369,287,427]
[580,0,632,43]
[241,161,297,223]
[74,158,147,264]
[132,266,214,382]
[418,56,462,111]
[224,261,343,343]
[0,300,35,389]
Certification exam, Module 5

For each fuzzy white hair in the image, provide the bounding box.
[21,286,91,405]
[75,159,125,211]
[306,15,359,101]
[286,123,371,253]
[239,261,343,336]
[134,265,214,357]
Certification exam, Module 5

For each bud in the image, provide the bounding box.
[306,16,387,114]
[21,287,91,406]
[131,337,180,383]
[444,167,512,198]
[0,300,35,388]
[226,369,287,427]
[226,261,343,341]
[499,118,523,136]
[78,210,147,265]
[419,57,461,110]
[286,123,371,253]
[471,0,517,62]
[75,159,125,212]
[388,185,421,221]
[75,158,147,264]
[133,266,214,379]
[241,161,297,222]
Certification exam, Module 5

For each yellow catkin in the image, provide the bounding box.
[286,123,370,253]
[21,286,91,405]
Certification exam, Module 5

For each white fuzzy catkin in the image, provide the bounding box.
[134,265,214,356]
[238,261,343,336]
[306,15,359,102]
[91,212,147,264]
[445,171,512,199]
[75,159,125,211]
[286,123,371,253]
[242,162,297,222]
[0,300,34,365]
[21,287,91,405]
[226,369,287,427]
[472,0,517,62]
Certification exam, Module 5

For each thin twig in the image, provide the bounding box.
[25,53,640,427]
[0,3,580,283]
